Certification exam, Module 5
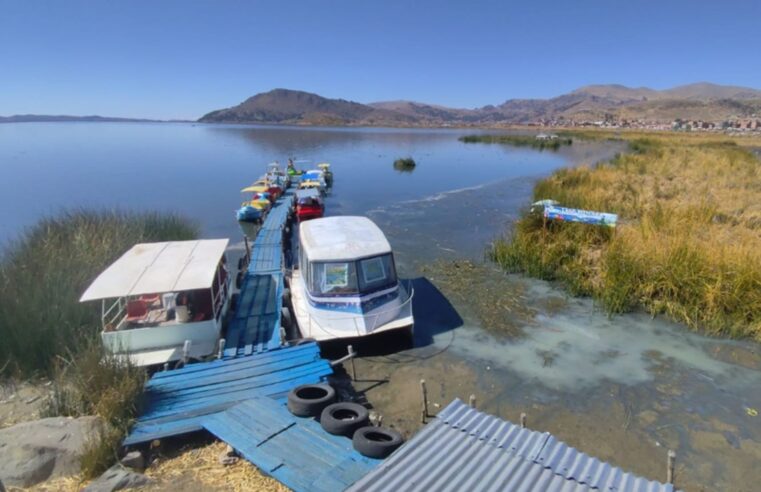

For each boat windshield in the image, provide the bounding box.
[308,254,397,296]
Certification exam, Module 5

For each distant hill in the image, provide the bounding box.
[200,84,761,126]
[0,114,181,123]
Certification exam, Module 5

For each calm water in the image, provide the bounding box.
[1,122,578,243]
[3,123,759,490]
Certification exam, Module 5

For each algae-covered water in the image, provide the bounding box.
[3,123,759,491]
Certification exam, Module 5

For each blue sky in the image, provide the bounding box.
[1,0,759,120]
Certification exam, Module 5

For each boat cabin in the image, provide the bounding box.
[80,239,232,367]
[290,216,413,341]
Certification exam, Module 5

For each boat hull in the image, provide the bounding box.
[289,270,413,341]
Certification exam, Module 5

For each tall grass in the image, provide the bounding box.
[43,340,146,478]
[492,137,761,339]
[460,134,573,151]
[0,210,199,376]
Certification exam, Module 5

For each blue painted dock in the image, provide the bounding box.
[225,188,294,357]
[202,396,380,492]
[123,342,330,446]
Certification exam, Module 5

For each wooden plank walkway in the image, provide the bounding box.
[123,343,330,446]
[202,396,379,492]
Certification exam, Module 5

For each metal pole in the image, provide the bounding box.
[348,345,357,380]
[667,450,676,485]
[182,340,191,364]
[469,394,477,409]
[217,338,226,359]
[520,412,527,429]
[420,379,429,424]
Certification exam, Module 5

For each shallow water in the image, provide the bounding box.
[3,123,759,490]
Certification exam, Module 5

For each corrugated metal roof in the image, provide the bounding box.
[123,342,330,446]
[348,399,674,492]
[202,396,379,492]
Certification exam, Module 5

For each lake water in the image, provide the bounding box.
[2,123,759,491]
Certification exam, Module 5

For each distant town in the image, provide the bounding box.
[531,117,761,132]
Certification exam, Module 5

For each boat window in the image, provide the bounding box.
[359,254,397,292]
[307,254,397,296]
[309,261,358,295]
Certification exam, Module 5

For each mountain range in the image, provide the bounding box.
[199,83,761,126]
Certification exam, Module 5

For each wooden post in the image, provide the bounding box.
[420,379,429,424]
[182,340,191,364]
[520,412,527,429]
[469,394,477,409]
[348,345,357,380]
[217,338,226,359]
[667,450,676,485]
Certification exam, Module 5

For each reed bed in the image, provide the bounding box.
[0,209,199,376]
[492,136,761,340]
[460,134,573,150]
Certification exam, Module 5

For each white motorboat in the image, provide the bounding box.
[80,239,232,366]
[289,216,414,341]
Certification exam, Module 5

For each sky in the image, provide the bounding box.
[1,0,760,120]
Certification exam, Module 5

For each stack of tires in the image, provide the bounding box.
[286,383,403,459]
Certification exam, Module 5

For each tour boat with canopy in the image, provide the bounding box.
[289,216,414,341]
[79,239,232,367]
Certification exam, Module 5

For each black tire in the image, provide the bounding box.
[235,271,245,289]
[286,384,336,417]
[320,402,369,437]
[237,256,245,270]
[352,426,403,459]
[230,293,240,311]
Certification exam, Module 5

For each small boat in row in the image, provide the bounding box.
[295,188,324,221]
[236,162,290,222]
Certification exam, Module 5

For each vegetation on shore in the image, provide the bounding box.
[0,210,199,375]
[460,134,573,150]
[0,210,198,477]
[393,157,417,172]
[492,134,761,340]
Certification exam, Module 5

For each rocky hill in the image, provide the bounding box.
[199,83,761,126]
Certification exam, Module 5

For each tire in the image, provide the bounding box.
[352,426,404,459]
[287,384,336,417]
[237,256,245,270]
[235,271,245,289]
[320,402,369,437]
[230,293,240,311]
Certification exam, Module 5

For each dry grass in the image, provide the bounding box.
[144,441,289,491]
[493,135,761,339]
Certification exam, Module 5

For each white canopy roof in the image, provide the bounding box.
[80,239,229,302]
[300,216,391,262]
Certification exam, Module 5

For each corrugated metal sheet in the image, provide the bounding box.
[123,342,330,446]
[348,399,674,492]
[202,396,379,492]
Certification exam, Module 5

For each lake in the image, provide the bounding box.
[2,122,759,491]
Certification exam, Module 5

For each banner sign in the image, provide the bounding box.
[544,205,618,228]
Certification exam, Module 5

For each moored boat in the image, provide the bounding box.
[79,239,233,367]
[298,169,327,194]
[289,216,414,341]
[295,188,324,221]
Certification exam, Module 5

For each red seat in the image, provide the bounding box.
[126,300,148,322]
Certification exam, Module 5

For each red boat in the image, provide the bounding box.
[296,189,324,221]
